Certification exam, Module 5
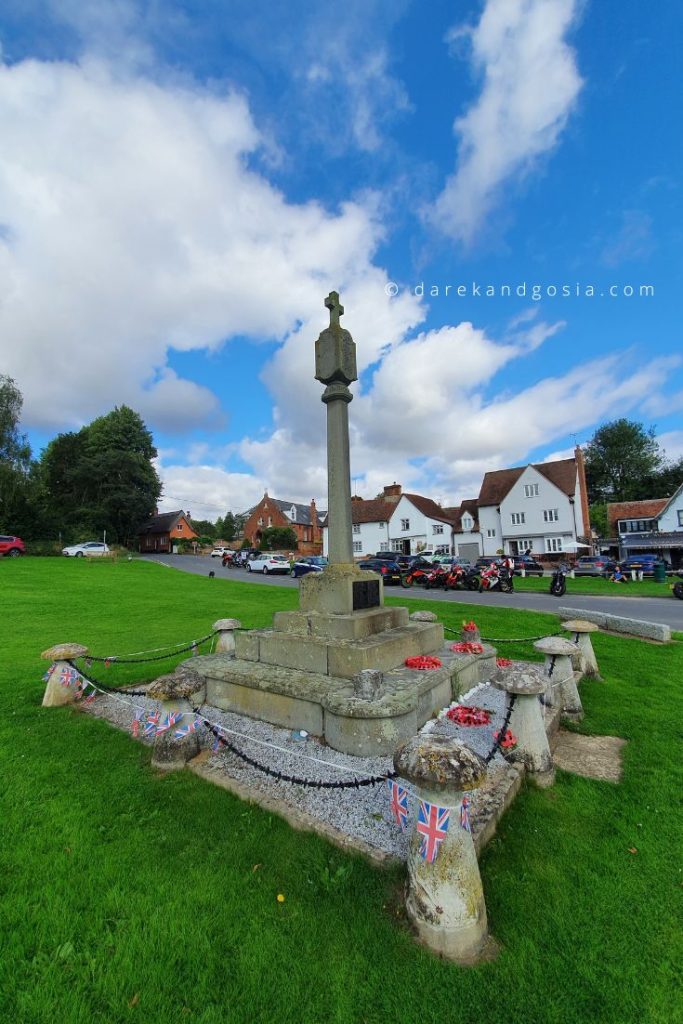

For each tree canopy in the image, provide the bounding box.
[584,419,663,504]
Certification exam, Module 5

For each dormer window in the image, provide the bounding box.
[462,514,473,530]
[290,505,296,519]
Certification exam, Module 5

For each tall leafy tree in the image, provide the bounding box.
[40,406,161,545]
[584,419,663,504]
[0,375,33,531]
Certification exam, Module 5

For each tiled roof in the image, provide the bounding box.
[403,493,457,525]
[350,499,395,525]
[443,498,480,532]
[269,498,318,526]
[138,510,186,535]
[607,498,669,531]
[478,458,577,506]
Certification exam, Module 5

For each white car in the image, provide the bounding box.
[211,547,230,558]
[62,541,110,557]
[247,553,290,575]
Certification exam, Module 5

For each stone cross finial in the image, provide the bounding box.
[325,291,344,327]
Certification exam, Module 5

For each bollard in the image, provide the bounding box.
[561,619,601,679]
[212,618,242,655]
[533,637,583,718]
[41,643,89,707]
[491,665,555,785]
[146,668,205,771]
[393,735,489,964]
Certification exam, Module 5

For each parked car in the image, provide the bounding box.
[234,549,260,567]
[247,553,290,574]
[620,554,670,575]
[292,555,328,578]
[357,558,403,585]
[211,546,230,558]
[511,555,544,577]
[395,554,434,571]
[0,535,25,557]
[62,541,110,557]
[574,556,617,577]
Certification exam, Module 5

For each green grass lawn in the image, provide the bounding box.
[2,558,681,1024]
[511,574,675,598]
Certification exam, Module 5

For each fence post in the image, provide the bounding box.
[41,643,89,707]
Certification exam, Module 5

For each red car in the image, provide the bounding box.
[0,535,25,557]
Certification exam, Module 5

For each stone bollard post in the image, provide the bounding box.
[561,619,601,679]
[460,621,481,643]
[212,618,242,655]
[352,669,385,701]
[491,665,555,785]
[393,735,489,964]
[146,668,205,771]
[41,643,89,707]
[533,637,583,718]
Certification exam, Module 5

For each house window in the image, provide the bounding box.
[511,512,525,525]
[352,523,361,534]
[401,518,410,531]
[435,544,450,554]
[353,541,362,553]
[257,517,263,526]
[519,539,534,550]
[678,510,683,527]
[543,509,559,522]
[176,525,183,532]
[268,516,273,527]
[379,541,389,551]
[545,537,563,552]
[487,528,496,538]
[462,515,473,530]
[524,483,539,497]
[617,518,656,533]
[432,524,444,535]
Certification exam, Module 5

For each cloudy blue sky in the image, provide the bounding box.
[1,0,681,516]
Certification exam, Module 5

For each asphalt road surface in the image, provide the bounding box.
[142,555,683,630]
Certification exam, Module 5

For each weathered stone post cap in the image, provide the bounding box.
[533,636,579,657]
[410,610,439,622]
[352,668,385,701]
[41,642,89,660]
[212,618,242,631]
[394,735,487,792]
[491,664,546,695]
[147,668,204,701]
[561,619,600,633]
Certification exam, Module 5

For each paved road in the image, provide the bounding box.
[142,555,683,630]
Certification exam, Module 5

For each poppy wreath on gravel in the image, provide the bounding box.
[493,728,518,750]
[496,657,512,668]
[451,641,484,654]
[405,655,443,670]
[445,705,492,727]
[462,620,479,633]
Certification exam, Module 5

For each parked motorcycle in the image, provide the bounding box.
[401,565,432,588]
[423,565,450,589]
[479,565,514,594]
[549,563,569,597]
[444,564,482,592]
[673,573,683,600]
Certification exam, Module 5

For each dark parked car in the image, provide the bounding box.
[0,535,25,557]
[620,554,670,575]
[574,556,617,577]
[358,558,403,585]
[292,555,328,578]
[475,555,544,576]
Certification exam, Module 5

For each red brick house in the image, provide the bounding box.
[242,492,323,555]
[137,510,198,553]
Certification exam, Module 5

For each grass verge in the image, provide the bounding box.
[1,558,681,1024]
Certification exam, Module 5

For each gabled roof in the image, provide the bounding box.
[443,498,480,532]
[478,458,577,506]
[138,510,190,536]
[402,493,458,525]
[244,497,320,526]
[607,498,670,532]
[652,481,683,521]
[350,499,395,525]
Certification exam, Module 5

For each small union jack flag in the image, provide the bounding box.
[386,780,410,831]
[211,730,226,752]
[417,800,451,863]
[460,795,471,833]
[143,711,160,737]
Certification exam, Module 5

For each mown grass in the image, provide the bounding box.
[511,573,676,598]
[1,558,681,1024]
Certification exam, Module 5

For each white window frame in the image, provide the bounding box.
[511,512,526,525]
[400,518,410,531]
[545,537,563,552]
[677,510,683,527]
[352,541,362,553]
[543,509,559,523]
[518,538,534,550]
[432,524,444,535]
[461,515,473,530]
[352,523,361,534]
[486,528,496,538]
[524,483,539,497]
[379,541,389,551]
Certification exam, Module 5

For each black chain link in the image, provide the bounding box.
[443,625,565,643]
[67,660,151,698]
[483,693,517,764]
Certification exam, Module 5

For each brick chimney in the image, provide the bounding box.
[574,446,591,538]
[383,482,402,504]
[310,498,318,526]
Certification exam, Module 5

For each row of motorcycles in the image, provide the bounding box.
[400,562,514,593]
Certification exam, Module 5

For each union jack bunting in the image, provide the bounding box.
[416,800,451,864]
[155,710,183,735]
[460,795,471,833]
[81,686,97,706]
[143,711,160,737]
[386,779,410,831]
[174,717,202,740]
[42,664,56,682]
[211,730,226,752]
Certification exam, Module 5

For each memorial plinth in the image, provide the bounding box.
[188,292,454,755]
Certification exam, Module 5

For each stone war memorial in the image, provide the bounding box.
[188,291,483,758]
[42,292,641,965]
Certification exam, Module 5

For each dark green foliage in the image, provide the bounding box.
[190,519,217,540]
[39,405,161,545]
[584,419,663,503]
[589,502,609,539]
[0,375,33,532]
[259,526,298,551]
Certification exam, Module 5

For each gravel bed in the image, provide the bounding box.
[80,673,524,862]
